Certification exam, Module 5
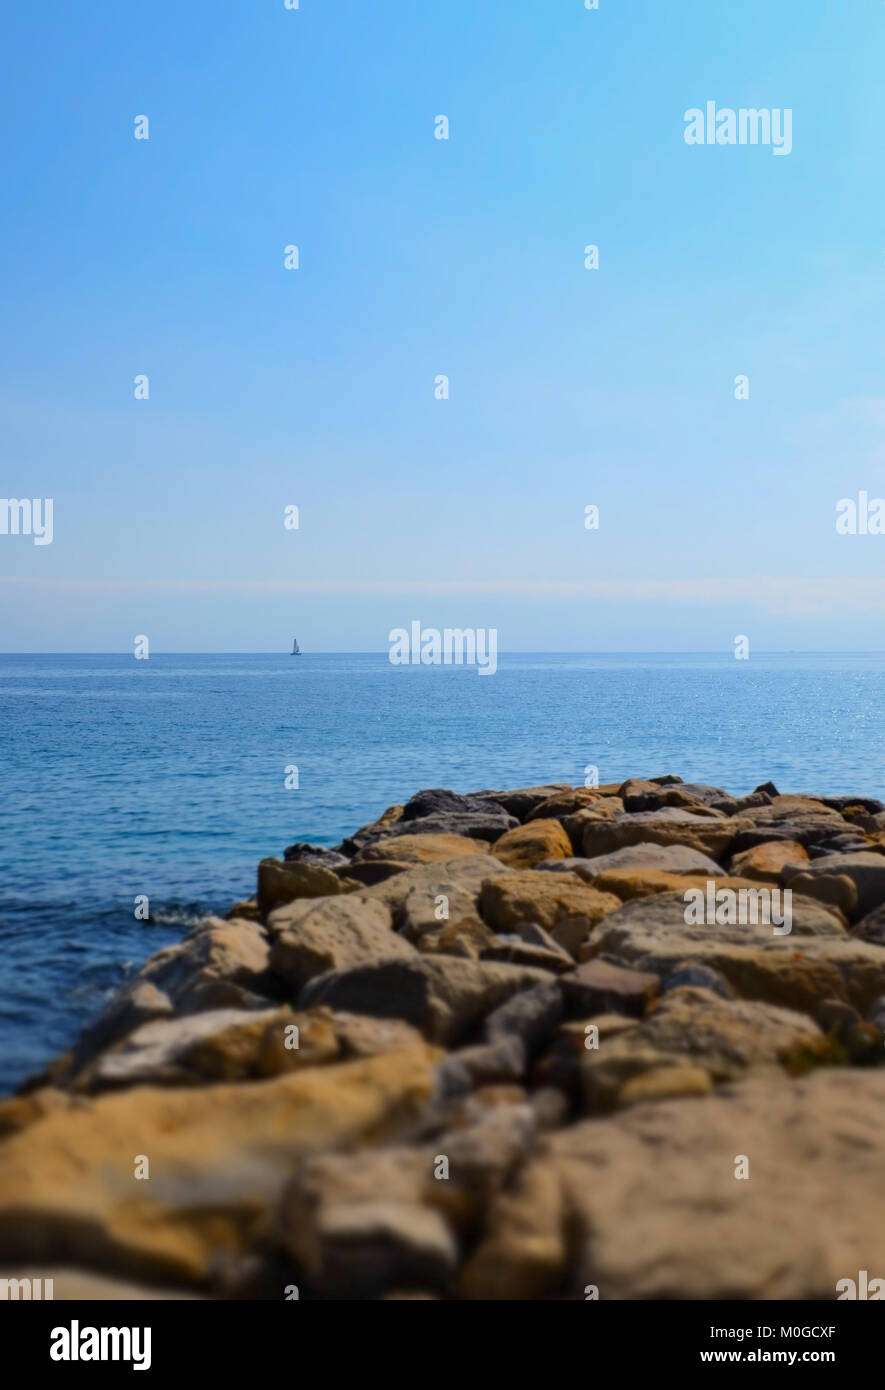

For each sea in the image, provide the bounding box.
[1,650,884,1094]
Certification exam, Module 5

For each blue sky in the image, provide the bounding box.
[1,0,884,652]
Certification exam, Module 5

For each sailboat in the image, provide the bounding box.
[291,637,301,656]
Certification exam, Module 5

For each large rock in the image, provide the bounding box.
[580,811,751,860]
[586,884,845,939]
[536,843,724,881]
[363,855,510,943]
[619,780,729,815]
[588,893,885,1014]
[590,869,779,904]
[298,957,551,1045]
[257,858,358,916]
[546,1070,885,1298]
[282,1148,456,1298]
[578,986,823,1112]
[475,784,572,820]
[0,1046,440,1287]
[345,789,518,848]
[729,840,808,882]
[783,853,885,918]
[71,918,280,1069]
[75,1007,339,1091]
[282,843,351,869]
[354,834,488,864]
[852,902,885,946]
[527,787,612,820]
[490,819,573,868]
[559,958,659,1018]
[267,894,414,989]
[479,872,620,941]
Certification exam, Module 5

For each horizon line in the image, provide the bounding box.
[4,649,885,658]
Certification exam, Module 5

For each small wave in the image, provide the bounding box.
[145,905,215,928]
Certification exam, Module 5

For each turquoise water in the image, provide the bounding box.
[1,650,884,1093]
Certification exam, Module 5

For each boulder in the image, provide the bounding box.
[527,787,611,820]
[281,1149,456,1298]
[363,855,509,943]
[783,853,885,918]
[579,986,823,1112]
[588,893,885,1014]
[71,918,280,1070]
[267,895,415,990]
[490,819,572,868]
[0,1045,441,1287]
[619,779,729,816]
[781,871,858,920]
[282,843,351,869]
[479,872,620,941]
[298,957,551,1046]
[354,834,488,864]
[559,958,660,1018]
[580,811,751,860]
[346,789,518,846]
[257,858,358,916]
[729,840,808,882]
[536,843,724,881]
[852,902,885,946]
[484,979,564,1054]
[74,1006,337,1090]
[474,784,572,820]
[547,1070,885,1297]
[590,869,777,904]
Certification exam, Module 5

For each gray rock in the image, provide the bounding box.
[815,999,862,1038]
[449,1037,527,1085]
[473,784,573,820]
[484,980,564,1054]
[560,958,659,1018]
[345,789,518,846]
[814,795,885,815]
[481,939,574,973]
[298,957,551,1046]
[852,902,885,945]
[783,852,885,917]
[535,843,724,880]
[660,962,735,999]
[282,842,351,869]
[282,1149,457,1298]
[867,996,885,1030]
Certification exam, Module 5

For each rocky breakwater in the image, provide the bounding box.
[5,777,885,1299]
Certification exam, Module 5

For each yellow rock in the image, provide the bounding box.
[479,872,621,937]
[593,869,769,902]
[491,819,573,868]
[0,1044,440,1287]
[355,833,488,864]
[730,840,808,883]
